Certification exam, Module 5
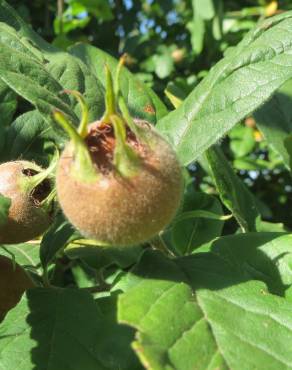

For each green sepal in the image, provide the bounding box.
[102,64,117,123]
[110,114,141,177]
[18,153,57,213]
[41,187,57,214]
[118,94,142,138]
[53,110,98,183]
[114,56,145,140]
[62,89,89,139]
[19,154,57,196]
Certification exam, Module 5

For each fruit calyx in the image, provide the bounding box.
[18,155,57,212]
[53,58,145,182]
[22,168,51,205]
[84,121,145,175]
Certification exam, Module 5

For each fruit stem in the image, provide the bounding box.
[62,90,89,139]
[110,114,141,177]
[102,64,116,123]
[53,110,98,182]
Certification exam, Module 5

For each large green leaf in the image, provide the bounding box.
[0,80,16,127]
[119,246,292,370]
[254,78,292,170]
[195,232,292,295]
[0,243,40,269]
[0,43,76,132]
[0,45,104,141]
[40,213,78,269]
[66,244,143,271]
[169,188,224,255]
[0,289,140,370]
[46,52,104,122]
[157,12,292,165]
[69,43,168,124]
[205,146,260,232]
[0,22,45,61]
[0,1,60,56]
[3,111,57,163]
[0,2,104,127]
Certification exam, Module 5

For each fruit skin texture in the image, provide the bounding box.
[56,120,183,246]
[0,161,52,244]
[0,255,34,322]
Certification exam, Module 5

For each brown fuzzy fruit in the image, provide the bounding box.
[0,161,53,244]
[0,255,35,321]
[56,120,183,246]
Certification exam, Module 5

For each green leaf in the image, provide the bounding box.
[157,12,292,165]
[205,146,260,232]
[254,78,292,170]
[233,157,273,171]
[0,1,58,53]
[0,80,16,127]
[94,294,142,369]
[0,22,45,61]
[3,110,57,163]
[40,214,78,269]
[0,2,104,126]
[256,221,287,233]
[0,43,77,134]
[0,288,139,370]
[169,189,224,255]
[0,42,103,139]
[46,53,104,122]
[69,43,168,124]
[229,124,256,158]
[0,194,11,227]
[194,0,215,20]
[154,53,174,79]
[119,249,292,370]
[0,243,40,269]
[187,15,205,55]
[195,232,292,295]
[212,1,223,41]
[66,244,143,270]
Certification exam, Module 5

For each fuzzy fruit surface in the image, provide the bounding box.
[0,255,34,322]
[57,120,183,246]
[0,161,52,244]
